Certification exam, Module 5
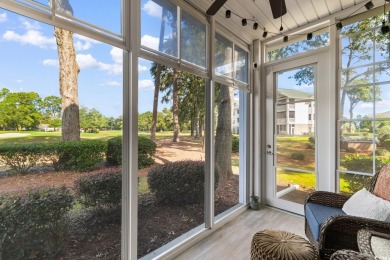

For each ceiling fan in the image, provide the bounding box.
[206,0,287,19]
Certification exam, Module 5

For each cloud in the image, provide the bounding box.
[100,80,122,87]
[141,35,159,50]
[110,47,122,64]
[138,64,148,72]
[74,41,92,51]
[139,79,154,89]
[2,30,56,48]
[43,59,59,67]
[0,12,7,23]
[73,34,101,51]
[142,0,162,18]
[15,80,23,84]
[76,53,122,75]
[21,20,41,30]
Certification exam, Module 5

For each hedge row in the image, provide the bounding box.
[0,187,74,258]
[0,136,158,174]
[106,136,156,169]
[0,140,107,174]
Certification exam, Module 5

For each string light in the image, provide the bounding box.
[225,10,231,18]
[365,1,374,10]
[381,0,390,34]
[223,0,376,41]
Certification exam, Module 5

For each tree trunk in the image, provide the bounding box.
[194,111,200,139]
[199,117,203,138]
[215,85,233,179]
[173,69,179,142]
[54,27,80,141]
[150,64,161,141]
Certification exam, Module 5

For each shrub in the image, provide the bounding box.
[106,136,156,169]
[308,136,315,144]
[54,140,107,171]
[306,143,315,150]
[75,168,122,208]
[342,154,390,174]
[0,187,74,259]
[232,135,239,153]
[147,160,219,205]
[376,149,387,156]
[291,153,305,160]
[345,147,356,153]
[382,138,390,150]
[340,172,373,193]
[0,141,106,174]
[0,143,50,174]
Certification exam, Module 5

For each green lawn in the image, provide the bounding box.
[277,169,316,190]
[0,130,193,145]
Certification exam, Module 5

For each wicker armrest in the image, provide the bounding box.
[330,249,375,260]
[305,191,350,209]
[358,229,390,255]
[319,215,390,253]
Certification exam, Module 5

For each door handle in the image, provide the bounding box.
[266,145,273,155]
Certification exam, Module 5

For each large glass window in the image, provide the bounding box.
[338,15,390,193]
[0,10,123,258]
[234,45,248,83]
[141,0,178,57]
[137,59,206,258]
[266,31,330,62]
[214,86,247,217]
[181,11,206,68]
[18,0,122,35]
[215,33,233,78]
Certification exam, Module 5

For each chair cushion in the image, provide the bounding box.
[342,188,390,222]
[373,164,390,201]
[306,202,346,241]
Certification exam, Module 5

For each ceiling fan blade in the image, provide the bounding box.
[206,0,228,16]
[269,0,287,19]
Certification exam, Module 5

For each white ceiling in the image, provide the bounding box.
[184,0,385,44]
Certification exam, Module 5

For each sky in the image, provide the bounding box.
[0,0,388,120]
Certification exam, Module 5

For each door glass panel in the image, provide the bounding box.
[274,66,316,204]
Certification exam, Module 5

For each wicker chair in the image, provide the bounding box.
[304,164,390,259]
[330,229,390,260]
[329,249,374,260]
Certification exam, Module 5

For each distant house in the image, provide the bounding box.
[276,88,315,135]
[39,124,56,132]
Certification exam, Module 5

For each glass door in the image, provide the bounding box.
[266,52,332,214]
